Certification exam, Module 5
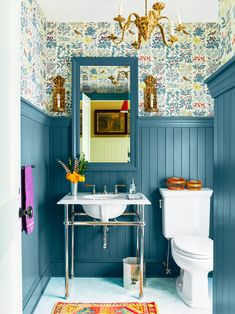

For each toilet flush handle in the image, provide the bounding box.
[159,199,163,208]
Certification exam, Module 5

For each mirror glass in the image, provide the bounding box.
[80,66,130,163]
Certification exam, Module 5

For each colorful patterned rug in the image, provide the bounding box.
[52,302,159,314]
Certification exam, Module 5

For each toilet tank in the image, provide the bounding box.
[159,188,213,239]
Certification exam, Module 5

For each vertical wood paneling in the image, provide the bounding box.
[21,100,51,314]
[149,128,158,259]
[230,89,235,314]
[181,128,190,179]
[216,95,224,314]
[173,128,182,177]
[166,128,174,177]
[223,91,231,314]
[49,117,213,277]
[139,119,214,276]
[197,128,206,183]
[189,128,198,179]
[206,56,235,314]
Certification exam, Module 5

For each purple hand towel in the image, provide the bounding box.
[21,165,34,234]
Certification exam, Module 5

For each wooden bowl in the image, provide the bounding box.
[186,180,202,190]
[166,177,186,190]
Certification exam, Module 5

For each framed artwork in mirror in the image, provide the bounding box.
[94,110,128,135]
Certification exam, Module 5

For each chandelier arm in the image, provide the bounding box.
[157,23,173,47]
[136,32,142,49]
[112,28,127,44]
[114,13,140,44]
[125,13,140,28]
[158,16,171,22]
[148,9,158,22]
[110,2,182,48]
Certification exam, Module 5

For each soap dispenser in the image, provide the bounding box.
[129,177,136,194]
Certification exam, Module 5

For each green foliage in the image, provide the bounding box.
[58,154,88,176]
[68,157,73,172]
[78,153,88,175]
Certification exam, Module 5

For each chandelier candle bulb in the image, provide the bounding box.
[150,94,154,108]
[177,12,182,24]
[170,21,175,35]
[119,0,123,16]
[57,94,61,109]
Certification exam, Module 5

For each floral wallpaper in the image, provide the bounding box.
[219,0,235,64]
[21,0,47,110]
[21,0,221,117]
[81,66,130,94]
[46,22,220,117]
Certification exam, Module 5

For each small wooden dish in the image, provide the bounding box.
[186,180,202,190]
[166,177,186,190]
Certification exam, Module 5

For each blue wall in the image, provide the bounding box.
[206,56,235,314]
[21,100,214,311]
[21,99,51,314]
[49,116,214,277]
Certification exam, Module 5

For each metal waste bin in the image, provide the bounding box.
[123,257,146,290]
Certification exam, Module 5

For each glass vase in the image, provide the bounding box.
[71,182,78,196]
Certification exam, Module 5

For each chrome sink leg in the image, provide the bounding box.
[103,226,109,249]
[139,205,145,299]
[64,204,69,299]
[70,205,74,279]
[136,205,140,258]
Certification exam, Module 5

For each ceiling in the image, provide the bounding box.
[37,0,219,23]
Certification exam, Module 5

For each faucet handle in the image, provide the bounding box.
[85,184,96,194]
[103,185,108,194]
[114,184,126,194]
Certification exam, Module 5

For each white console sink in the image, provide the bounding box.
[57,192,151,222]
[82,193,127,222]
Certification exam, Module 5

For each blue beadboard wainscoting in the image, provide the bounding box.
[21,99,51,314]
[21,99,214,312]
[206,56,235,314]
[49,115,214,277]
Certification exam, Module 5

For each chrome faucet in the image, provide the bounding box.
[85,184,96,194]
[114,184,126,194]
[103,185,108,194]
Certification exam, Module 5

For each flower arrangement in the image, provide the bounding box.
[57,154,88,184]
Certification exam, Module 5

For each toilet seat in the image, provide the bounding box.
[172,236,213,259]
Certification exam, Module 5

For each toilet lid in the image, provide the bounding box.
[173,236,213,258]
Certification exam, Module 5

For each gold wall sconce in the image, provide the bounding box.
[53,75,66,112]
[144,75,158,112]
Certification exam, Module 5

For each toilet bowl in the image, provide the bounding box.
[159,188,213,308]
[171,236,213,308]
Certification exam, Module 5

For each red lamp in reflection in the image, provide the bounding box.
[120,100,129,113]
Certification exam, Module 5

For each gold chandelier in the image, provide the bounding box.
[108,0,188,49]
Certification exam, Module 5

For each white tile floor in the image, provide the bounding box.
[34,277,212,314]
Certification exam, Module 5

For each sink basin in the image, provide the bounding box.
[83,194,125,200]
[82,194,127,222]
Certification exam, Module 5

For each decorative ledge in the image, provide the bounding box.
[21,98,51,126]
[205,55,235,98]
[139,116,213,127]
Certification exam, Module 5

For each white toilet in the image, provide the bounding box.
[159,188,213,309]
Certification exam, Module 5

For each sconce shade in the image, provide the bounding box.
[120,100,128,113]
